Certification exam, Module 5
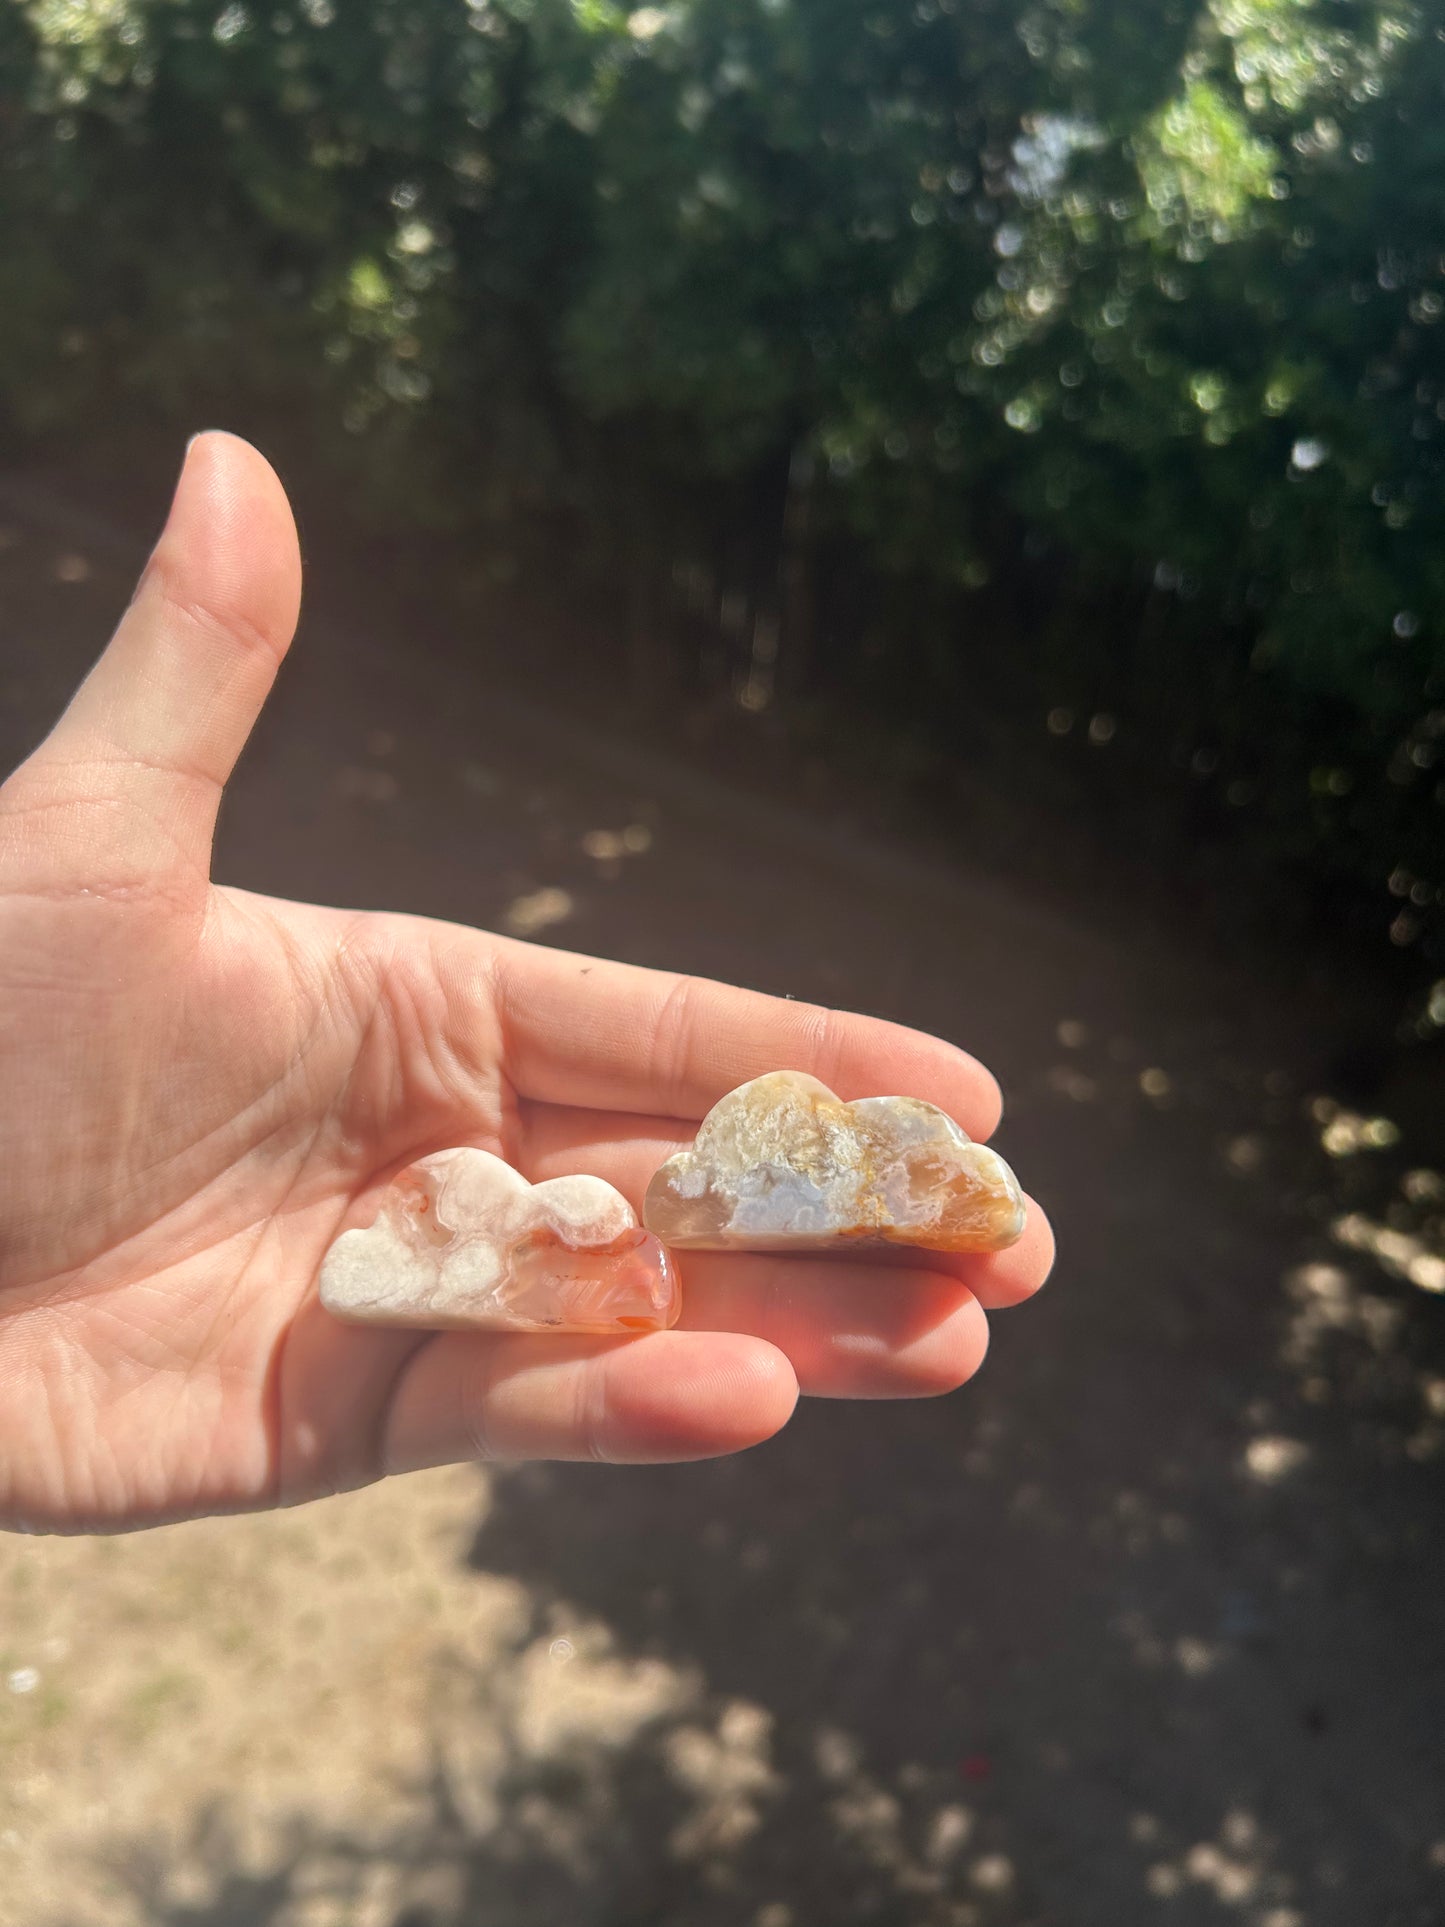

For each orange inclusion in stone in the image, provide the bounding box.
[505,1225,680,1334]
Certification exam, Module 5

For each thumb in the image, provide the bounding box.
[21,432,301,880]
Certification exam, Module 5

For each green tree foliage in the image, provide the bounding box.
[1,0,1442,967]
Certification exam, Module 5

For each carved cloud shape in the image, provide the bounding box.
[321,1147,678,1334]
[644,1071,1025,1253]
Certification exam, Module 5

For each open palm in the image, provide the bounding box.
[0,435,1052,1531]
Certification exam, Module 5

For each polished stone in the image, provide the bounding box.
[644,1070,1026,1254]
[321,1148,679,1333]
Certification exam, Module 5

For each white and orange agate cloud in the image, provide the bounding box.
[644,1071,1026,1254]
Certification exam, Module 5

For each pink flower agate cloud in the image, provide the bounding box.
[321,1148,678,1335]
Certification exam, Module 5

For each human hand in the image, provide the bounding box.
[0,434,1053,1531]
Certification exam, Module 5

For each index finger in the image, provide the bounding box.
[471,934,1003,1137]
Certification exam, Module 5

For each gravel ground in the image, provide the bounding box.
[0,471,1442,1927]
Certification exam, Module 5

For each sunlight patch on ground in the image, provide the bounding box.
[0,1466,514,1926]
[503,885,575,938]
[1332,1212,1445,1294]
[1243,1435,1310,1483]
[1139,1807,1303,1923]
[1310,1097,1400,1158]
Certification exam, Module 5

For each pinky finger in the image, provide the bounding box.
[381,1329,799,1474]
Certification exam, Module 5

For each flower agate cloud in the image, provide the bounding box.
[644,1071,1026,1254]
[321,1148,679,1334]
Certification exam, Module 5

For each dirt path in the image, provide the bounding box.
[0,475,1441,1927]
